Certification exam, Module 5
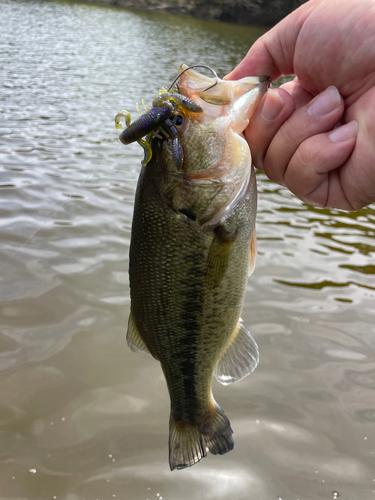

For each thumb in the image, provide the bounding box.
[226,1,316,81]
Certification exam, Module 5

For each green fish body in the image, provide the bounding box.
[126,66,268,470]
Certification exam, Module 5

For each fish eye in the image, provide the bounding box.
[172,114,184,126]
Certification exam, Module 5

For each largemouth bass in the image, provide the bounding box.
[118,65,268,470]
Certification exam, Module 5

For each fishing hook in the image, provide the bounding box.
[167,64,218,93]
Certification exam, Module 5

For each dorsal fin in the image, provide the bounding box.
[214,319,259,385]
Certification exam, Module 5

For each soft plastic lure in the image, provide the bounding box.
[114,65,219,169]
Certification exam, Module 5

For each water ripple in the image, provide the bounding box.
[0,1,374,499]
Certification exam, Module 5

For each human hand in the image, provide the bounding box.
[227,0,375,210]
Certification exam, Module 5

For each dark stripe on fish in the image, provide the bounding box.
[174,250,205,423]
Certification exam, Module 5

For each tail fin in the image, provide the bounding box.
[169,404,234,470]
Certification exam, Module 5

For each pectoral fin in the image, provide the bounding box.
[205,226,237,289]
[126,313,151,355]
[214,319,259,385]
[248,228,257,277]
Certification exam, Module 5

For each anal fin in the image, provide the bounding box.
[214,319,259,385]
[126,313,151,355]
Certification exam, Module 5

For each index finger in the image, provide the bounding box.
[226,38,282,81]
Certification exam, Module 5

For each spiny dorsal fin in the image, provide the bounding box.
[214,319,259,385]
[126,313,151,355]
[248,228,257,277]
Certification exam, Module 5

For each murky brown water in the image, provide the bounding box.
[1,1,375,499]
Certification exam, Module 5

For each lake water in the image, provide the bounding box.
[1,1,375,499]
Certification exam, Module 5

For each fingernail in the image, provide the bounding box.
[308,86,341,117]
[260,89,285,121]
[329,120,358,143]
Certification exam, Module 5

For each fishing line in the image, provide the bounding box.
[0,142,122,273]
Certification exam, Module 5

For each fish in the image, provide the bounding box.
[119,65,268,470]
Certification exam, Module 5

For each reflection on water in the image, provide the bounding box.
[0,1,375,499]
